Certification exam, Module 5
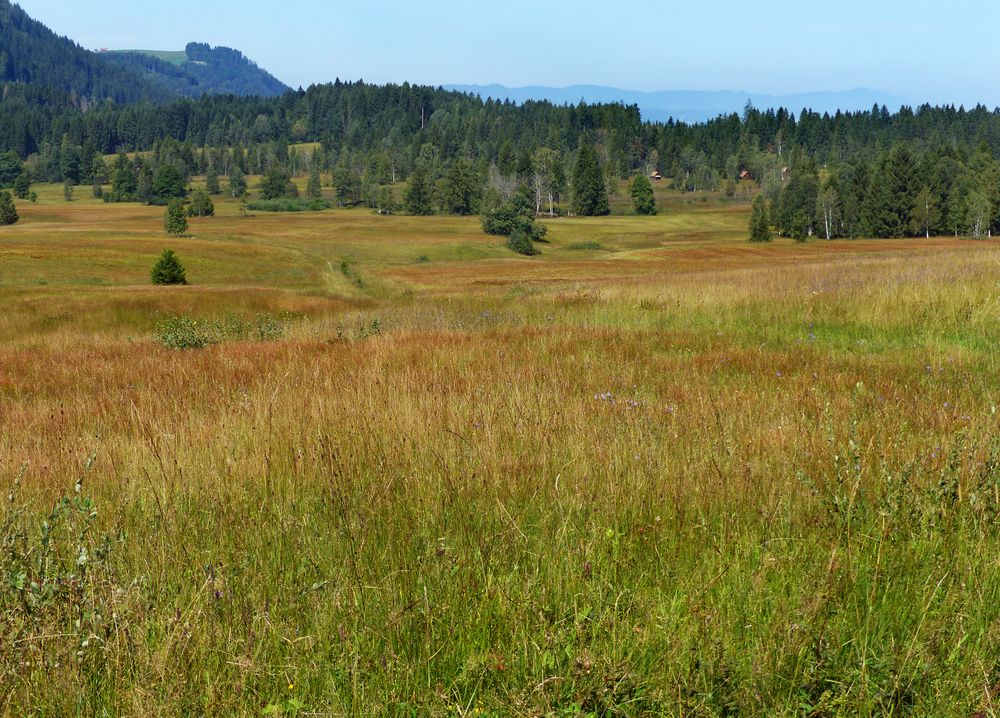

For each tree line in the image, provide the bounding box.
[9,76,1000,236]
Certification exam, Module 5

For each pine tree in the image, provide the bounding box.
[164,199,188,235]
[572,143,609,216]
[151,249,187,285]
[0,191,18,225]
[404,166,434,215]
[749,194,772,242]
[62,181,73,202]
[630,174,657,215]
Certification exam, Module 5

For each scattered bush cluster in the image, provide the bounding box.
[481,190,547,255]
[246,198,331,212]
[154,313,288,350]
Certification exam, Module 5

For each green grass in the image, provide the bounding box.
[113,49,189,65]
[3,184,1000,714]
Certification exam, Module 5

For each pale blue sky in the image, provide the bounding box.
[17,0,999,105]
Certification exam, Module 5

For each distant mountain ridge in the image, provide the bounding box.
[444,84,912,123]
[102,44,289,98]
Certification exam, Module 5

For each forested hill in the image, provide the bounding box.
[0,0,174,104]
[102,43,289,98]
[0,1,287,103]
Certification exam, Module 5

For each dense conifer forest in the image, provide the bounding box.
[5,0,1000,236]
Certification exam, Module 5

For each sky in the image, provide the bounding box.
[17,0,1000,106]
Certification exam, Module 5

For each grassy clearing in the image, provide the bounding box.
[2,186,1000,715]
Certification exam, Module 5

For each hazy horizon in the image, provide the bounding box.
[17,0,1000,108]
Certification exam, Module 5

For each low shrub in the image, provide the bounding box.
[567,240,602,250]
[246,198,331,212]
[154,313,288,350]
[506,228,539,256]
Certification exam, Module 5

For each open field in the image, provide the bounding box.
[3,185,1000,715]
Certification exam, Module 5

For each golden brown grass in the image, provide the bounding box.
[3,185,1000,715]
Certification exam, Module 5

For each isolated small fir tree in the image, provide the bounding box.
[0,191,18,225]
[151,249,187,285]
[187,189,215,217]
[205,166,221,195]
[164,199,188,235]
[630,174,657,215]
[749,194,773,242]
[63,181,74,202]
[13,173,30,200]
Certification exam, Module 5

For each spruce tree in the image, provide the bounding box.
[151,249,187,285]
[749,194,772,242]
[164,199,188,235]
[862,145,918,238]
[0,191,18,225]
[630,174,657,215]
[438,158,480,215]
[404,166,434,215]
[775,165,818,240]
[572,143,610,216]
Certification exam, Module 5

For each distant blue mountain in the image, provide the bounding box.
[443,84,911,124]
